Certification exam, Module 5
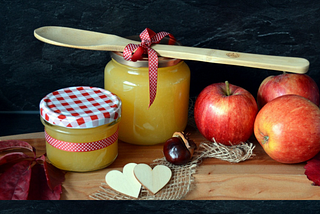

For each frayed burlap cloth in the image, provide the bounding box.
[89,98,255,200]
[89,141,255,200]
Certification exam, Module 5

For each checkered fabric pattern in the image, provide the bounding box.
[40,86,121,128]
[123,28,175,107]
[45,129,118,152]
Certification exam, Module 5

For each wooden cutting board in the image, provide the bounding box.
[0,129,319,200]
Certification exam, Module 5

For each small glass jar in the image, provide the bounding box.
[39,86,121,172]
[104,47,190,145]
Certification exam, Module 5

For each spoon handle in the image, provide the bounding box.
[152,44,309,74]
[34,26,309,74]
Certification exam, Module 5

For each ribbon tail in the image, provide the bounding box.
[147,48,159,107]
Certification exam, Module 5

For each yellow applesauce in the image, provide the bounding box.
[39,86,121,172]
[104,51,190,145]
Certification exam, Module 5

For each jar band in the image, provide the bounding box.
[45,129,118,152]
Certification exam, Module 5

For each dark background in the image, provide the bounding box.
[1,0,320,210]
[1,0,320,137]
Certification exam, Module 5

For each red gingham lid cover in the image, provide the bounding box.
[40,86,121,129]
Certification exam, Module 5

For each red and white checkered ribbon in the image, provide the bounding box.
[123,28,176,107]
[45,129,118,152]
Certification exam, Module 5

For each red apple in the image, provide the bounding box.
[194,81,258,146]
[257,73,320,108]
[254,94,320,164]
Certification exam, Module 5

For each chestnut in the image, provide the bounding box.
[163,132,197,165]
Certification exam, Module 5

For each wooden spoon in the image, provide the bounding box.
[34,26,309,73]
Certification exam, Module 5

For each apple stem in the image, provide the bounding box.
[225,81,231,96]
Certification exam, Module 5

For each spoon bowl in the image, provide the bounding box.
[34,26,309,73]
[34,26,140,52]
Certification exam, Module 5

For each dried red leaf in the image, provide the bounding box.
[304,153,320,186]
[27,163,62,200]
[0,140,65,200]
[38,155,65,190]
[0,152,30,173]
[0,160,33,200]
[0,140,36,158]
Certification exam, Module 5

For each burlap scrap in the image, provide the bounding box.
[89,140,255,200]
[89,97,256,200]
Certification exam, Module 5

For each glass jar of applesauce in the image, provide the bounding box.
[104,49,190,145]
[39,86,121,172]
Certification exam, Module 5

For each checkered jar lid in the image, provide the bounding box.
[40,86,121,129]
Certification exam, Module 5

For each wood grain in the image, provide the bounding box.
[0,130,318,200]
[34,26,309,74]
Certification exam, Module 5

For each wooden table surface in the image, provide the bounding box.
[0,129,319,200]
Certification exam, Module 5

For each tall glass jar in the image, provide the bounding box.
[104,51,190,145]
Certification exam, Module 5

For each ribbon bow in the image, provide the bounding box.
[123,28,176,107]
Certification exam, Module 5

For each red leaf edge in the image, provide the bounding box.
[0,140,36,158]
[38,155,65,190]
[27,163,62,200]
[0,152,31,173]
[304,153,320,186]
[0,160,33,200]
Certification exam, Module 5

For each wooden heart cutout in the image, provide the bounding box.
[105,163,141,198]
[134,164,172,195]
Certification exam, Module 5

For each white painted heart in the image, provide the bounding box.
[134,164,172,195]
[105,163,141,198]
